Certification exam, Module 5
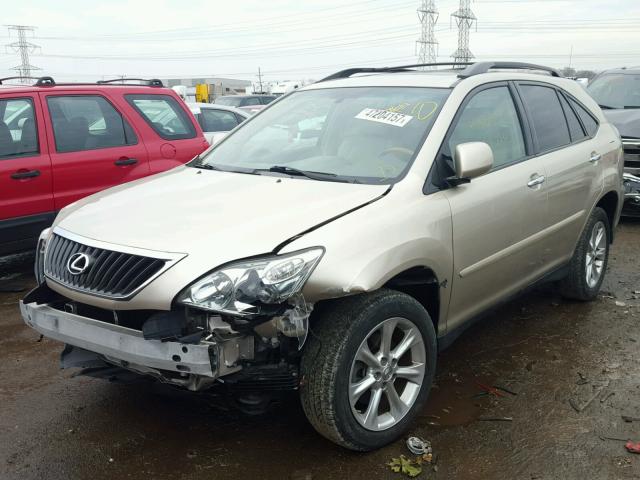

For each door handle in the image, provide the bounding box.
[589,152,602,163]
[527,174,546,188]
[11,169,40,180]
[114,158,138,166]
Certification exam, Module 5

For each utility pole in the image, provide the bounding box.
[4,25,40,81]
[416,1,439,69]
[450,0,476,65]
[257,67,264,94]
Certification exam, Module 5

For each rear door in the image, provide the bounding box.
[442,83,550,330]
[0,93,54,250]
[124,93,208,173]
[515,83,604,265]
[40,91,151,209]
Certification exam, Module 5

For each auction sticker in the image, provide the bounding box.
[355,108,413,127]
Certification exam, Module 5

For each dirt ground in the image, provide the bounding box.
[1,221,639,480]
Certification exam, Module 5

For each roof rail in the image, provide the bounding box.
[0,76,55,86]
[97,78,164,87]
[457,62,561,79]
[317,62,471,83]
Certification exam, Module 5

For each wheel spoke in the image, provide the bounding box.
[595,226,605,248]
[395,363,425,384]
[391,327,421,360]
[385,384,408,420]
[586,263,593,285]
[380,319,398,358]
[595,247,606,260]
[362,387,382,428]
[356,342,380,368]
[349,375,376,404]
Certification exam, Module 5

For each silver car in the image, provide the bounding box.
[21,62,623,451]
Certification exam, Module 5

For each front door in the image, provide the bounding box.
[441,84,550,331]
[0,93,54,250]
[40,92,151,210]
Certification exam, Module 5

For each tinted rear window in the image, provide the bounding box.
[125,94,196,140]
[569,98,599,137]
[520,85,570,153]
[558,93,586,142]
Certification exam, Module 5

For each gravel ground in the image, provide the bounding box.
[1,220,639,479]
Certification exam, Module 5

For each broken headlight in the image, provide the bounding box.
[177,248,324,316]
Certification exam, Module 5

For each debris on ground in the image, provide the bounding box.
[406,436,432,456]
[615,301,627,307]
[478,416,513,422]
[625,441,640,454]
[388,455,422,478]
[569,381,610,413]
[576,372,589,385]
[622,415,640,423]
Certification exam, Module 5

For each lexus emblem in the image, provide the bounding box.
[66,253,92,275]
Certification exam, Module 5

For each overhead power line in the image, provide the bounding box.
[4,25,40,80]
[417,1,439,67]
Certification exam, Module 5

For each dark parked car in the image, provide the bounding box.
[214,95,276,114]
[587,68,640,214]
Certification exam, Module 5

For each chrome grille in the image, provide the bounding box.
[44,233,167,299]
[623,139,640,175]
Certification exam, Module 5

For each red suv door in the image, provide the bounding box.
[40,91,151,209]
[0,92,54,253]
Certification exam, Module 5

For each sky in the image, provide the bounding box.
[1,0,639,84]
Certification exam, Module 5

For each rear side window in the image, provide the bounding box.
[448,86,526,169]
[558,94,586,142]
[199,109,239,132]
[569,98,599,137]
[243,97,261,106]
[0,97,39,159]
[47,95,137,153]
[126,94,196,140]
[519,85,570,153]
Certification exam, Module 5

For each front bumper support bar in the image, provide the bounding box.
[20,301,216,377]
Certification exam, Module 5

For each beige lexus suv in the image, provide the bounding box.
[21,62,623,451]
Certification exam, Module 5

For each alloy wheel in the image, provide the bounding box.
[585,220,606,288]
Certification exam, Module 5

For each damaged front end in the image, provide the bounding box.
[20,247,323,393]
[623,173,640,216]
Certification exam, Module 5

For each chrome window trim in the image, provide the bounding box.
[44,226,187,300]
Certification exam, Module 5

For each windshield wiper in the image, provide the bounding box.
[253,165,355,183]
[598,104,617,110]
[624,106,640,109]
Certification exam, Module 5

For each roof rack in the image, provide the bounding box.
[317,62,471,83]
[457,62,561,78]
[0,76,55,86]
[97,78,164,87]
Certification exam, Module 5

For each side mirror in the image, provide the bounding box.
[452,142,494,183]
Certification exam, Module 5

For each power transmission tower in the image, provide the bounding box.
[450,0,476,64]
[416,1,438,68]
[4,25,41,81]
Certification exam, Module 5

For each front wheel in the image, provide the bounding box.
[560,207,610,301]
[300,289,437,451]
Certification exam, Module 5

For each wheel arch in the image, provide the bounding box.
[594,190,619,242]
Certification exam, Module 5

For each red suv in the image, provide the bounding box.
[0,76,209,254]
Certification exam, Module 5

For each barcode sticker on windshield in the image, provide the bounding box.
[355,108,413,127]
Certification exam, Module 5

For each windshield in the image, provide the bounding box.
[588,73,640,109]
[197,86,449,184]
[215,97,242,107]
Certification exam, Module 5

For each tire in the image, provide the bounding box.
[560,207,610,301]
[300,289,437,451]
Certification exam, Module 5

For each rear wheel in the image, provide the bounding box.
[560,207,610,301]
[300,289,437,451]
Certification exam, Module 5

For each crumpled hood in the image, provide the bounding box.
[55,166,387,258]
[603,109,640,139]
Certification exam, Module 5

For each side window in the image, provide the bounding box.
[448,86,526,169]
[519,85,570,152]
[47,96,137,153]
[235,113,247,124]
[243,97,261,106]
[558,93,586,142]
[126,94,196,140]
[200,109,239,132]
[0,98,39,159]
[569,98,599,137]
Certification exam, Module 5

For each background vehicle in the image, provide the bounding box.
[0,76,209,255]
[21,62,623,451]
[187,102,249,145]
[214,94,276,114]
[587,67,640,214]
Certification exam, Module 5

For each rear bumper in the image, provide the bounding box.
[20,300,216,378]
